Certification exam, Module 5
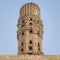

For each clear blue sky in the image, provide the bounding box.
[0,0,60,55]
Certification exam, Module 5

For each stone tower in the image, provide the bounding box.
[17,2,43,55]
[0,2,60,60]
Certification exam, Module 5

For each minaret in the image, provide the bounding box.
[17,2,43,55]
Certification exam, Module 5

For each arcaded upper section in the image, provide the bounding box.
[20,2,40,17]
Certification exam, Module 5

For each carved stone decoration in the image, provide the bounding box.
[17,2,43,55]
[0,2,60,60]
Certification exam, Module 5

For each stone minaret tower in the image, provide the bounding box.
[17,2,43,55]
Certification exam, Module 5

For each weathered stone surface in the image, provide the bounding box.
[17,3,43,55]
[0,2,60,60]
[0,55,60,60]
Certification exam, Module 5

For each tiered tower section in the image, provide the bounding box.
[17,3,43,55]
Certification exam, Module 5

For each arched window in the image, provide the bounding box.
[29,40,32,44]
[38,32,39,35]
[38,43,40,47]
[22,20,25,23]
[22,25,24,27]
[29,40,33,50]
[21,42,23,46]
[29,23,32,25]
[30,29,33,33]
[22,32,24,35]
[21,49,24,52]
[29,46,32,50]
[38,42,40,50]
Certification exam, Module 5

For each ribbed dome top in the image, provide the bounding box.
[20,2,40,17]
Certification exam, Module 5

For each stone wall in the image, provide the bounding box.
[0,55,60,60]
